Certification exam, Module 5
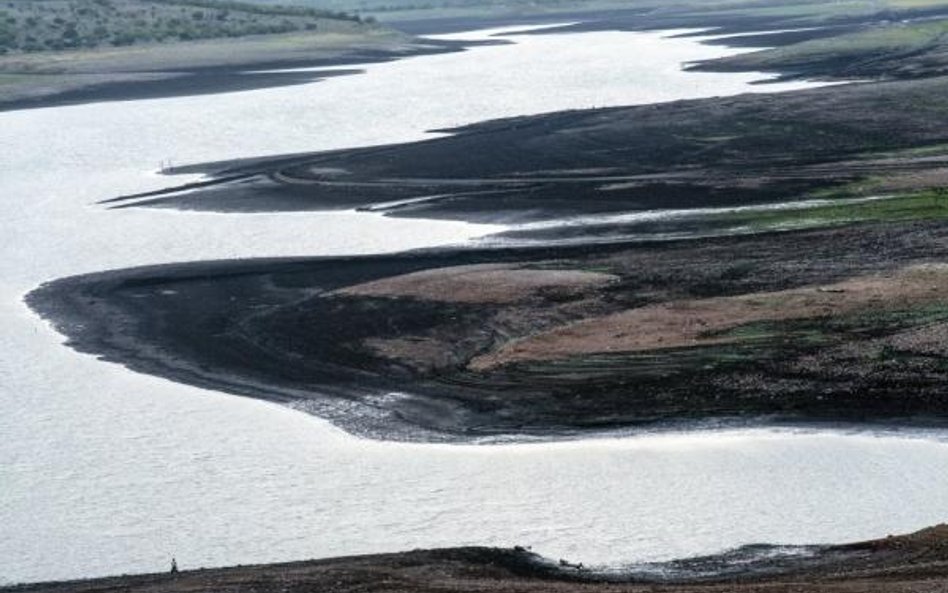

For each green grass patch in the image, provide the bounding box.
[834,302,948,333]
[0,0,372,55]
[858,142,948,160]
[700,319,831,345]
[716,303,948,345]
[722,189,948,231]
[510,344,769,380]
[0,72,40,85]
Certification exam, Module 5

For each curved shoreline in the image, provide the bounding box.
[0,34,502,112]
[28,220,948,442]
[9,3,948,587]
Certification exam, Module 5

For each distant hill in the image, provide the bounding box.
[0,0,373,54]
[203,0,948,24]
[229,0,603,17]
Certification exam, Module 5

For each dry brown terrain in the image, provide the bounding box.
[468,264,948,370]
[338,263,618,304]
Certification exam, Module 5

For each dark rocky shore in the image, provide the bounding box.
[6,526,948,592]
[105,74,948,233]
[28,220,948,442]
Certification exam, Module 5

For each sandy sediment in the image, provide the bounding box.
[338,263,617,303]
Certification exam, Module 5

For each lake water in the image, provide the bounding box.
[1,24,945,584]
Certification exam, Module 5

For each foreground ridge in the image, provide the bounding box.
[6,525,948,592]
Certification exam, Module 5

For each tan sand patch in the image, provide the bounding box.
[337,264,617,304]
[469,264,948,371]
[363,337,457,372]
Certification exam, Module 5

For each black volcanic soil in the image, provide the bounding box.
[28,220,948,442]
[6,525,948,593]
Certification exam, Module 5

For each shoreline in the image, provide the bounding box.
[28,220,948,443]
[4,525,948,591]
[0,32,502,112]
[9,0,942,114]
[26,37,948,443]
[104,75,948,227]
[10,5,948,586]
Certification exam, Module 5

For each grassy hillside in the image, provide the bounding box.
[0,0,373,54]
[229,0,948,22]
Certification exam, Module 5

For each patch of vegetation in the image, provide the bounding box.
[718,189,948,232]
[254,0,948,23]
[550,301,948,383]
[702,302,948,351]
[857,142,948,160]
[507,344,767,381]
[837,302,948,333]
[0,0,373,54]
[0,72,41,85]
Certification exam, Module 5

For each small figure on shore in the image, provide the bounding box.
[170,557,178,574]
[558,558,585,571]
